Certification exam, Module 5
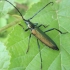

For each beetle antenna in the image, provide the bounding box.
[1,0,53,22]
[2,0,27,21]
[28,2,53,20]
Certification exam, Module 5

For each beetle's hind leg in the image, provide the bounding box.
[37,39,42,70]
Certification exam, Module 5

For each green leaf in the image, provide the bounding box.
[0,42,11,70]
[0,17,7,28]
[0,0,15,29]
[1,0,69,70]
[0,0,15,15]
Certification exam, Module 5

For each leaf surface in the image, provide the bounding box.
[0,0,70,70]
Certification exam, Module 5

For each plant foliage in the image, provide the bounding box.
[0,0,70,70]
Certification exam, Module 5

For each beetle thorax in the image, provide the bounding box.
[25,20,35,29]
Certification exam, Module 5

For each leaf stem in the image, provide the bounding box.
[0,18,22,32]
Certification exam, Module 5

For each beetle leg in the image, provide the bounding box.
[25,28,30,31]
[18,24,24,29]
[18,24,30,31]
[37,39,42,69]
[38,24,49,28]
[44,28,68,34]
[26,33,31,53]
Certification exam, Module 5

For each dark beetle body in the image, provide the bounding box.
[26,21,59,50]
[32,28,58,50]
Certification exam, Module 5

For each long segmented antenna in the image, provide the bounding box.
[1,0,53,21]
[2,0,27,21]
[28,2,53,20]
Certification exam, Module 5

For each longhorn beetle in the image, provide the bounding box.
[1,0,67,69]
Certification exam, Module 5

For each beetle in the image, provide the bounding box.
[1,0,67,69]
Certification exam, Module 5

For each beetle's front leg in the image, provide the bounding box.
[18,24,24,29]
[38,24,49,28]
[25,28,30,31]
[19,24,30,31]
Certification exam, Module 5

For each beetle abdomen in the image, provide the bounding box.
[32,28,59,50]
